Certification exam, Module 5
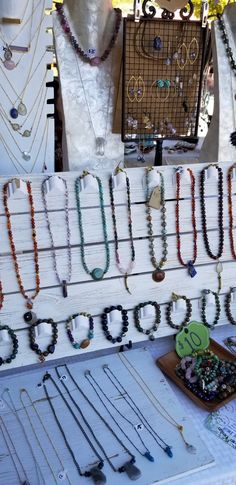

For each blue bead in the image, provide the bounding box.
[153,36,162,51]
[144,451,154,462]
[165,446,173,458]
[10,108,18,119]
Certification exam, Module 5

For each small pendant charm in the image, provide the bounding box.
[123,461,141,481]
[95,137,105,156]
[185,443,197,454]
[91,268,104,281]
[90,466,106,485]
[26,298,33,309]
[22,129,31,137]
[3,45,13,61]
[11,123,21,131]
[187,261,197,278]
[62,280,68,298]
[90,57,102,66]
[10,108,18,119]
[22,151,31,161]
[153,36,162,51]
[165,446,173,458]
[144,451,154,462]
[3,59,16,70]
[152,269,165,282]
[18,102,27,116]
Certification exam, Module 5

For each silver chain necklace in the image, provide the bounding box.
[42,176,72,297]
[0,416,30,484]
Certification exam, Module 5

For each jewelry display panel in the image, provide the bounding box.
[122,18,206,141]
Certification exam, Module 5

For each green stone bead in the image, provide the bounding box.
[91,268,104,280]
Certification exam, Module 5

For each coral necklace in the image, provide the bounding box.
[56,4,122,67]
[3,180,40,308]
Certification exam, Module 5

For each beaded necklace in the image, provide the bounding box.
[55,365,141,480]
[42,176,72,298]
[109,168,135,294]
[75,172,110,281]
[175,167,197,277]
[228,163,236,259]
[145,168,168,282]
[3,180,40,309]
[56,4,122,67]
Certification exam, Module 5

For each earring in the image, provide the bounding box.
[165,42,172,66]
[151,80,170,102]
[177,43,188,70]
[127,115,138,129]
[135,75,145,102]
[153,36,162,51]
[188,37,199,64]
[127,76,136,102]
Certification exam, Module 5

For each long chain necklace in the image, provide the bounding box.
[0,0,31,69]
[1,388,45,485]
[56,4,122,67]
[42,176,72,298]
[200,164,224,292]
[118,352,197,454]
[109,167,135,294]
[55,365,141,480]
[175,167,197,277]
[228,163,236,259]
[74,48,114,157]
[75,171,110,281]
[0,416,30,484]
[20,389,73,484]
[3,180,40,309]
[145,168,168,282]
[217,14,236,145]
[84,369,155,462]
[102,364,173,457]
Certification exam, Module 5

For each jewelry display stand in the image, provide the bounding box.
[0,0,54,175]
[200,4,236,163]
[53,0,124,171]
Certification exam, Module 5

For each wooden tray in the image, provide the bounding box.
[157,339,236,411]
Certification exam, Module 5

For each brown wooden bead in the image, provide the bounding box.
[80,339,91,349]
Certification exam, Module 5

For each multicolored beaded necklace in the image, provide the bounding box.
[175,167,197,277]
[145,168,168,282]
[3,180,40,309]
[109,168,135,294]
[75,172,110,281]
[56,4,122,67]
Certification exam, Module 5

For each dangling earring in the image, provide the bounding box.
[177,43,188,70]
[153,36,162,51]
[188,37,199,64]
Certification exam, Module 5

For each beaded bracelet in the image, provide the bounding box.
[134,301,161,341]
[23,313,58,363]
[0,325,18,365]
[201,289,221,328]
[166,293,192,330]
[66,312,94,349]
[225,288,236,325]
[101,305,129,344]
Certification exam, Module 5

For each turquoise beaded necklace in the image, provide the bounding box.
[75,171,110,281]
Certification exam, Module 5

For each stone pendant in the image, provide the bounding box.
[62,280,68,298]
[187,261,197,278]
[95,137,105,156]
[3,59,16,70]
[91,268,104,281]
[123,461,141,481]
[18,102,27,116]
[152,269,165,282]
[153,36,162,51]
[90,467,107,485]
[22,151,31,161]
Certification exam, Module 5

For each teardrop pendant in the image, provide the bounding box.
[22,151,31,161]
[18,102,27,116]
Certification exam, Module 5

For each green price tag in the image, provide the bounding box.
[175,321,210,358]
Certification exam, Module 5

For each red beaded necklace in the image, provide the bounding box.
[56,4,122,67]
[175,167,197,277]
[3,180,40,309]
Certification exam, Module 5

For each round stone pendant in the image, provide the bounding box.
[10,108,18,119]
[18,102,27,116]
[3,59,16,70]
[22,130,31,137]
[91,268,104,280]
[152,269,165,282]
[22,151,31,161]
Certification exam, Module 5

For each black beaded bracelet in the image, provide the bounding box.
[201,289,221,328]
[101,305,129,344]
[134,301,161,340]
[24,312,58,362]
[0,325,18,365]
[166,293,192,330]
[225,288,236,325]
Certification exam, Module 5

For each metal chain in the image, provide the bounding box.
[0,416,30,485]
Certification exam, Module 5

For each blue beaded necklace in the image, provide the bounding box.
[75,171,110,281]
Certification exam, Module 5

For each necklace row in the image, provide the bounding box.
[2,285,235,367]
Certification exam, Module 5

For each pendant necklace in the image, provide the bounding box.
[0,417,30,484]
[74,48,114,157]
[200,164,224,292]
[42,176,72,298]
[3,180,40,309]
[1,388,46,485]
[145,167,168,282]
[217,14,236,145]
[84,369,155,462]
[175,167,197,277]
[102,364,173,458]
[228,163,236,259]
[20,390,73,484]
[75,172,110,281]
[55,365,142,481]
[109,167,135,294]
[56,3,122,66]
[118,352,197,454]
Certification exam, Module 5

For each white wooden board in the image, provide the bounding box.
[0,161,235,372]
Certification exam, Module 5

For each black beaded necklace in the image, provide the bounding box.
[101,305,129,344]
[200,164,224,260]
[225,287,236,325]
